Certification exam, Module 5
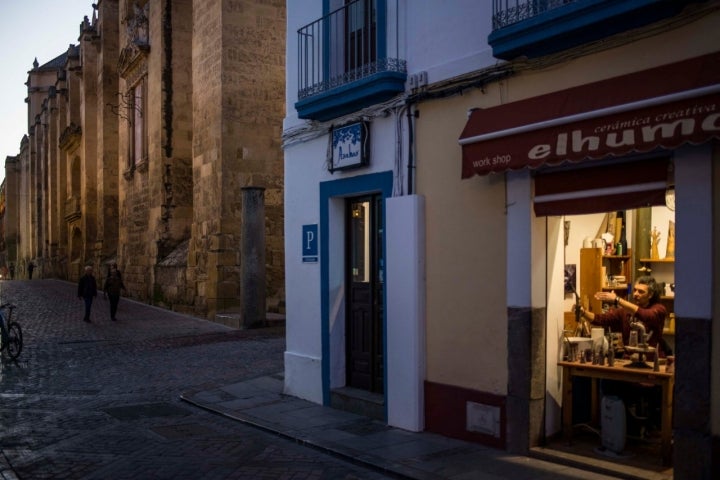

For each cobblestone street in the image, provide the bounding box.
[0,279,393,479]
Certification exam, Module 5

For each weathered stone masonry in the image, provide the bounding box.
[2,0,285,324]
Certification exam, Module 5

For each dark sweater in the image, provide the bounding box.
[591,302,667,349]
[104,271,126,295]
[78,274,98,299]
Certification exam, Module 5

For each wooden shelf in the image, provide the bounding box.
[581,247,632,313]
[603,285,629,291]
[639,258,674,263]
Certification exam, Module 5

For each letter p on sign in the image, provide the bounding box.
[302,224,318,263]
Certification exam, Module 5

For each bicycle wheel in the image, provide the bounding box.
[7,321,22,360]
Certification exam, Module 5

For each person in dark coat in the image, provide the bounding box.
[78,266,98,323]
[103,263,127,321]
[28,262,35,279]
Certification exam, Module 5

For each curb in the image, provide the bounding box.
[178,393,434,480]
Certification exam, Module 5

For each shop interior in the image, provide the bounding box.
[542,203,676,477]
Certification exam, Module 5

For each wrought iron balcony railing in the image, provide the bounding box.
[492,0,576,29]
[297,0,406,102]
[490,0,702,60]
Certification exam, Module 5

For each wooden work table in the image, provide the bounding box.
[558,359,674,465]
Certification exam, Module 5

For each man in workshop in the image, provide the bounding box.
[576,275,668,437]
[577,275,667,354]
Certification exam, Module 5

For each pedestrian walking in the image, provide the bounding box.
[28,262,35,279]
[103,263,127,321]
[9,263,14,280]
[78,266,98,323]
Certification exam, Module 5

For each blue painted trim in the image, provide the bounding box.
[296,70,406,121]
[490,0,703,60]
[319,171,393,407]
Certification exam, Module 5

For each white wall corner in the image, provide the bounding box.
[506,170,533,308]
[283,351,323,404]
[386,194,426,431]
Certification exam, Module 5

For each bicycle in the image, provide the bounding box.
[0,302,22,360]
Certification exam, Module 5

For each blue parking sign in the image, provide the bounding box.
[302,224,318,263]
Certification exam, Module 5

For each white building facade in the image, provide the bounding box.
[283,0,496,431]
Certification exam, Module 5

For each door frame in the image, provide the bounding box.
[319,171,393,405]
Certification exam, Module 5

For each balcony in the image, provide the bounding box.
[295,0,407,121]
[489,0,708,60]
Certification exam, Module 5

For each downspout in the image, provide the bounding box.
[406,102,415,195]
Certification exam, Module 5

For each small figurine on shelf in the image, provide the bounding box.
[601,232,614,255]
[665,220,675,260]
[651,226,661,260]
[606,328,615,366]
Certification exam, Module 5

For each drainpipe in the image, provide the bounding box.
[406,103,415,195]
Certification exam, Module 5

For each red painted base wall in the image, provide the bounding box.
[424,381,506,450]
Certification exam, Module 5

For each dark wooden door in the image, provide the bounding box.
[346,195,384,393]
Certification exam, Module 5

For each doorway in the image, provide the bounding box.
[540,207,676,477]
[346,194,384,393]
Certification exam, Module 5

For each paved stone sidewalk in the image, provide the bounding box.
[0,279,396,479]
[0,279,649,479]
[181,375,627,480]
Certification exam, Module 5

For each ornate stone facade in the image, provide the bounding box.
[2,0,286,323]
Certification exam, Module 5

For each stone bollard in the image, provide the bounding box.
[241,187,266,329]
